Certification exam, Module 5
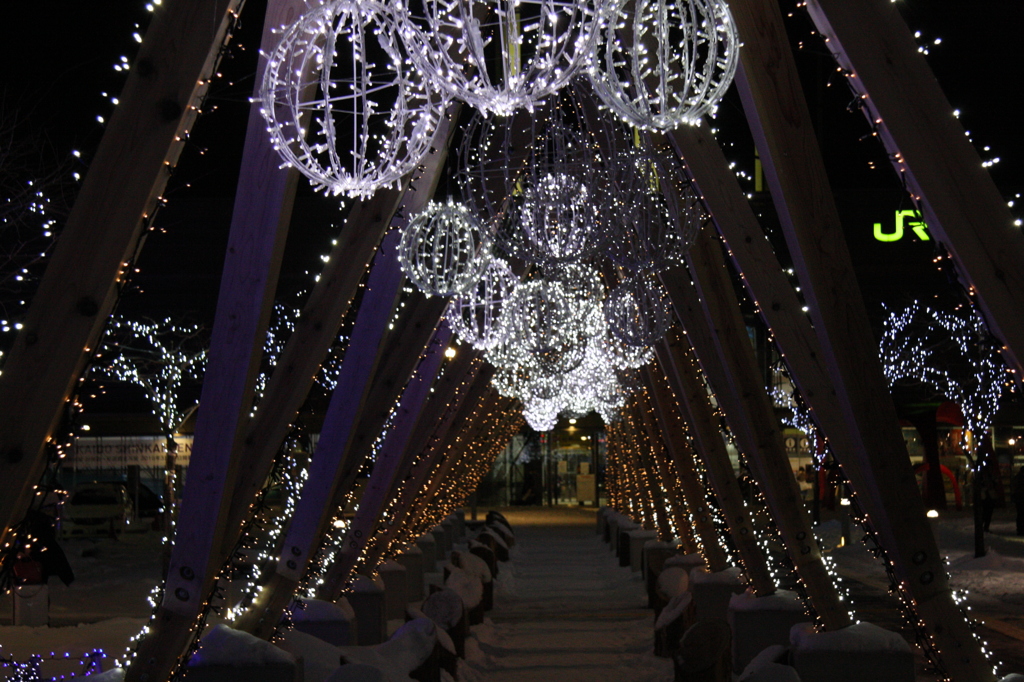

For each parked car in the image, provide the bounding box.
[62,482,134,536]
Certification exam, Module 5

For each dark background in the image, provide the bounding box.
[1,0,1021,415]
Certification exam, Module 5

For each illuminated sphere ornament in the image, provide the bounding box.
[446,257,519,350]
[260,0,448,199]
[457,102,609,259]
[404,0,606,116]
[606,146,705,272]
[604,274,672,346]
[399,200,492,297]
[589,0,740,130]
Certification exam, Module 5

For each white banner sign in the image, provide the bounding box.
[69,436,194,469]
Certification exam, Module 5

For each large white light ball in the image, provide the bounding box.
[604,274,672,346]
[446,257,519,350]
[260,0,448,199]
[405,0,607,116]
[399,200,492,297]
[589,0,740,130]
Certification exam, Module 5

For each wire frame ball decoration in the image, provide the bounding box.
[260,0,448,199]
[399,199,492,297]
[446,257,519,350]
[604,274,672,347]
[457,101,611,265]
[588,0,740,130]
[605,145,705,273]
[404,0,607,116]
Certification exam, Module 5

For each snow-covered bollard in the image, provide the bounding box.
[290,597,357,646]
[654,565,690,619]
[445,565,485,625]
[451,549,494,611]
[654,591,696,657]
[430,526,449,558]
[416,533,438,572]
[469,539,498,578]
[737,645,800,682]
[421,587,468,657]
[790,622,914,682]
[617,521,641,567]
[728,589,810,672]
[477,527,510,562]
[348,574,387,645]
[643,540,677,608]
[441,518,457,548]
[606,511,625,548]
[673,619,732,682]
[337,617,453,682]
[689,566,745,622]
[597,506,611,536]
[187,624,297,682]
[451,510,466,541]
[628,529,659,572]
[486,518,516,548]
[379,560,409,621]
[396,545,425,602]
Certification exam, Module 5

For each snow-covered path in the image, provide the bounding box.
[461,518,673,682]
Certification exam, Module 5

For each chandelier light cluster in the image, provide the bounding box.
[396,106,705,428]
[260,0,739,199]
[259,0,733,428]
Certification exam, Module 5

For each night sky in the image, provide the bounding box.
[1,0,1022,413]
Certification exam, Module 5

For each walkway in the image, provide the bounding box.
[460,508,673,682]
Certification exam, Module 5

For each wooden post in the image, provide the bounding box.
[0,0,242,557]
[221,99,463,549]
[125,4,318,679]
[728,0,989,673]
[364,375,498,566]
[317,341,476,596]
[628,401,676,541]
[673,230,850,629]
[805,0,1024,376]
[638,367,728,568]
[654,329,775,595]
[634,376,716,557]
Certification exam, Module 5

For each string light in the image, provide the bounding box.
[259,0,448,199]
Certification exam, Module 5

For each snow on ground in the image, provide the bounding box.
[458,519,673,682]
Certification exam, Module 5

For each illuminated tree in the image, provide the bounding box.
[880,300,1012,556]
[96,316,208,440]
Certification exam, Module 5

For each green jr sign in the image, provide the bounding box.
[874,210,931,242]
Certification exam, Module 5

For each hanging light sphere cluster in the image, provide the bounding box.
[404,0,608,116]
[260,0,448,199]
[446,258,519,350]
[589,0,740,130]
[604,274,673,347]
[398,199,492,297]
[262,0,740,201]
[606,145,705,273]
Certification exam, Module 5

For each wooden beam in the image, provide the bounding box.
[222,98,463,548]
[364,373,497,566]
[675,230,849,629]
[654,328,775,595]
[640,365,729,570]
[805,0,1024,376]
[317,340,475,597]
[125,4,314,679]
[626,401,675,540]
[631,393,697,547]
[0,0,242,558]
[729,0,988,673]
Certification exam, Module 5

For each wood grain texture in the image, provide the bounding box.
[0,0,241,555]
[681,228,849,628]
[729,0,986,672]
